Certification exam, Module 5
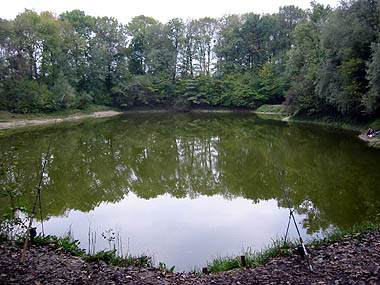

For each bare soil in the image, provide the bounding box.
[0,111,121,130]
[1,229,379,284]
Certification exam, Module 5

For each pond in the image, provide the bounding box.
[1,112,379,272]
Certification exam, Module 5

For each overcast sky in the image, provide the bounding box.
[1,0,340,24]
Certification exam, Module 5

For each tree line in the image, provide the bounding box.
[0,0,379,118]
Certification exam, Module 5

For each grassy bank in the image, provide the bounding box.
[253,105,380,148]
[288,114,380,132]
[0,232,153,269]
[204,222,379,274]
[254,104,287,114]
[254,104,380,131]
[1,221,379,274]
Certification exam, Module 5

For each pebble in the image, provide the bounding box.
[0,229,380,284]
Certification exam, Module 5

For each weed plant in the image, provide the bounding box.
[206,222,379,273]
[32,233,152,268]
[206,239,295,273]
[85,250,152,268]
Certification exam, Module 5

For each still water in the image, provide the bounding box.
[1,113,379,271]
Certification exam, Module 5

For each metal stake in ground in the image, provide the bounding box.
[268,147,313,272]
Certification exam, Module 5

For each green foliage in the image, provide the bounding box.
[86,249,117,262]
[85,249,153,268]
[364,43,380,115]
[0,1,379,120]
[0,207,28,240]
[207,222,380,274]
[55,236,85,256]
[206,239,295,273]
[32,234,56,245]
[284,2,332,115]
[48,73,77,111]
[124,75,159,107]
[316,0,379,117]
[158,262,176,273]
[218,73,260,108]
[6,80,44,113]
[255,104,286,114]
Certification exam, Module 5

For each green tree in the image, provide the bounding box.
[276,5,306,61]
[11,10,42,81]
[317,0,379,116]
[88,16,128,105]
[59,10,96,93]
[363,43,380,115]
[127,15,158,75]
[192,17,217,76]
[284,2,332,115]
[166,18,185,80]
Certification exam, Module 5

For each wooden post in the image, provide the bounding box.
[241,255,247,267]
[202,267,209,274]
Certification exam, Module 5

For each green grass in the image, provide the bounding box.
[9,233,153,269]
[85,249,152,268]
[311,221,379,246]
[255,104,287,114]
[206,239,295,273]
[205,222,380,274]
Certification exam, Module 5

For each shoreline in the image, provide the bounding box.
[1,227,379,284]
[1,109,379,147]
[0,110,122,130]
[255,112,380,148]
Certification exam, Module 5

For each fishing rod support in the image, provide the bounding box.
[268,146,314,272]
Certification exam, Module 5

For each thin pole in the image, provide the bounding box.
[284,210,292,243]
[38,193,44,237]
[269,147,313,272]
[21,121,56,262]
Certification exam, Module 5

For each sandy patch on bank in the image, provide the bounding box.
[358,134,380,146]
[0,110,121,130]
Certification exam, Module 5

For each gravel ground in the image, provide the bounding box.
[1,228,379,284]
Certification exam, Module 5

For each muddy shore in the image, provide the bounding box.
[1,228,379,284]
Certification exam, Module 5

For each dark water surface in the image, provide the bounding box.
[1,113,379,271]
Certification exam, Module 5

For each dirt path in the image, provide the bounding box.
[1,229,379,284]
[0,111,121,130]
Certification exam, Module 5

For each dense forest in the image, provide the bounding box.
[0,0,379,119]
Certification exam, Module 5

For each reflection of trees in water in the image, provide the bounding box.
[1,113,379,234]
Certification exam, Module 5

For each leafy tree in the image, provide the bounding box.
[127,15,158,75]
[144,22,174,77]
[284,2,332,115]
[364,43,380,115]
[166,18,185,80]
[192,17,217,75]
[276,5,306,61]
[59,10,96,92]
[49,72,77,110]
[11,10,42,81]
[1,2,379,118]
[214,14,246,75]
[88,16,128,105]
[317,0,379,116]
[178,19,197,77]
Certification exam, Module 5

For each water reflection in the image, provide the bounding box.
[1,113,379,271]
[40,193,308,272]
